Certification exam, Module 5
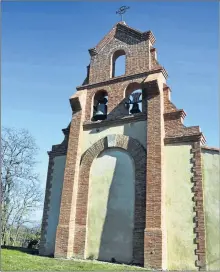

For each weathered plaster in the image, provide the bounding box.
[164,144,196,270]
[82,121,147,153]
[45,155,66,255]
[202,150,220,270]
[85,148,135,264]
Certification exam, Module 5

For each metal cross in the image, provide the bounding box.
[116,6,130,22]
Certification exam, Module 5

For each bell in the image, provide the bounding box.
[93,97,108,121]
[130,102,141,114]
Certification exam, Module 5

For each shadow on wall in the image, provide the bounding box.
[87,148,136,265]
[98,149,135,265]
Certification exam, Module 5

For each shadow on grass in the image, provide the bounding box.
[1,245,39,256]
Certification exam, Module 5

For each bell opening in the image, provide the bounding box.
[126,89,142,115]
[92,90,108,122]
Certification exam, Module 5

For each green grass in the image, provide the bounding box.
[1,249,148,271]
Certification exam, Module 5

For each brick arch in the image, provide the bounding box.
[122,81,146,116]
[74,134,146,265]
[124,82,143,98]
[108,45,132,58]
[109,46,131,78]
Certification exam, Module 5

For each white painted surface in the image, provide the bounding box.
[164,144,196,270]
[202,150,220,270]
[45,155,66,256]
[86,148,135,264]
[82,121,147,153]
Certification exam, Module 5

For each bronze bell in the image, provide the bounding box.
[125,92,142,114]
[130,102,141,114]
[93,97,108,121]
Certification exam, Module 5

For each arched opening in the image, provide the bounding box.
[125,83,143,115]
[111,50,126,78]
[86,148,135,264]
[92,90,108,122]
[74,134,146,264]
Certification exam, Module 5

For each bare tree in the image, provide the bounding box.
[1,127,43,246]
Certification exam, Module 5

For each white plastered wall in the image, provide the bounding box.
[82,121,147,153]
[44,155,66,256]
[202,150,220,270]
[82,121,146,263]
[164,144,197,270]
[85,148,135,264]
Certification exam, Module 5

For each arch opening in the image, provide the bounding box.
[125,83,143,115]
[86,148,135,264]
[111,50,126,78]
[92,90,108,121]
[75,135,146,265]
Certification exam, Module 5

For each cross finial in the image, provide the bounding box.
[116,6,130,22]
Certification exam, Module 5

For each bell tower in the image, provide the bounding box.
[53,20,168,269]
[40,18,209,271]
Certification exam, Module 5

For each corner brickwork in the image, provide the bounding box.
[191,142,207,271]
[163,84,206,145]
[55,92,87,259]
[163,83,207,271]
[144,80,164,270]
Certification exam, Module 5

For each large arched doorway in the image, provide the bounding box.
[86,148,135,263]
[73,135,146,265]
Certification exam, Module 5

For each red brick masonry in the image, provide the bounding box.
[40,22,210,271]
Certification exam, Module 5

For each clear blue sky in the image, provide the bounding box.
[2,2,219,220]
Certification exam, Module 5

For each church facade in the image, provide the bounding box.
[39,22,220,271]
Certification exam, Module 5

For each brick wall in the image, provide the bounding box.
[83,76,147,123]
[88,22,155,84]
[55,93,87,258]
[144,81,164,269]
[40,21,209,271]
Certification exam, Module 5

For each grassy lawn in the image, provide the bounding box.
[1,249,149,271]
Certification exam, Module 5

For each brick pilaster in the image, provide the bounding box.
[54,93,87,258]
[39,154,54,255]
[191,141,207,271]
[144,81,165,270]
